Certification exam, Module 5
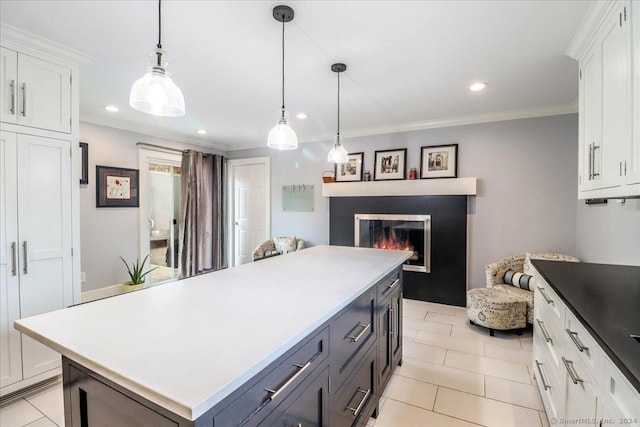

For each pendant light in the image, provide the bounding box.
[130,0,185,117]
[267,5,298,150]
[327,63,349,163]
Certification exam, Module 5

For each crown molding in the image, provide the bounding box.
[0,24,93,65]
[566,0,617,60]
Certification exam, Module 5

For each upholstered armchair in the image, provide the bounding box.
[252,237,305,261]
[484,252,580,324]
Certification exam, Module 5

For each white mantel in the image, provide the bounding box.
[321,177,477,197]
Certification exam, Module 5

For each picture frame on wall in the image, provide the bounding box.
[79,142,89,185]
[96,165,139,208]
[420,144,458,179]
[335,152,364,182]
[374,148,407,181]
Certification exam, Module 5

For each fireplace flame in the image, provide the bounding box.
[373,236,412,252]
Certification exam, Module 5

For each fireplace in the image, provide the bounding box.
[354,214,431,273]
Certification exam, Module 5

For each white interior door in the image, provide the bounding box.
[0,131,22,388]
[17,134,72,378]
[229,158,270,266]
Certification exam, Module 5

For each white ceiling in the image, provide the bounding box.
[0,1,591,151]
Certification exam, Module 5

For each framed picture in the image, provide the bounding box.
[420,144,458,179]
[374,148,407,181]
[79,142,89,185]
[335,152,364,182]
[96,166,139,208]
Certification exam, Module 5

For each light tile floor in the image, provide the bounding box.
[0,299,546,427]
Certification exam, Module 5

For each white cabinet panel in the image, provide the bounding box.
[629,0,640,186]
[580,48,602,192]
[0,47,18,125]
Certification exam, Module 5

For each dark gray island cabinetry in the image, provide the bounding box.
[16,246,411,427]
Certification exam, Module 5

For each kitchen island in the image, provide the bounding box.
[15,246,411,426]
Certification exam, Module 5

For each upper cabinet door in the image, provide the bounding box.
[579,48,602,192]
[0,48,18,125]
[17,53,71,133]
[628,1,640,186]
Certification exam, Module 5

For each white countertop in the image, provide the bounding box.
[15,246,410,420]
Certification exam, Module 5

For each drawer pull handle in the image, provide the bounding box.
[535,360,551,390]
[345,388,371,417]
[386,278,400,291]
[562,357,584,385]
[566,329,589,352]
[264,360,312,401]
[346,322,370,343]
[9,80,16,115]
[536,319,552,344]
[537,286,553,304]
[389,307,395,336]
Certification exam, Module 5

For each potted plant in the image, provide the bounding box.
[119,254,158,291]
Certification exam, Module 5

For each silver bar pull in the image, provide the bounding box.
[588,143,593,180]
[386,278,400,290]
[22,241,28,274]
[345,388,371,417]
[9,80,16,115]
[264,360,312,401]
[620,161,623,176]
[562,357,584,384]
[566,328,589,352]
[346,322,371,342]
[536,319,552,344]
[389,307,395,336]
[10,242,17,276]
[535,360,551,390]
[592,144,600,177]
[21,83,27,117]
[536,286,553,305]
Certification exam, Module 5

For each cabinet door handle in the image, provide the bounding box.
[588,143,593,180]
[389,307,395,336]
[535,360,551,390]
[386,278,400,290]
[10,242,17,276]
[566,328,589,352]
[9,80,16,115]
[21,83,27,117]
[346,322,371,342]
[22,241,28,274]
[264,360,312,401]
[562,357,584,384]
[592,144,600,178]
[345,388,371,417]
[620,161,623,176]
[536,319,552,344]
[536,286,553,304]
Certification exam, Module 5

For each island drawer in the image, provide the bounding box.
[330,287,376,394]
[331,345,377,427]
[215,326,329,427]
[376,268,401,301]
[534,277,564,324]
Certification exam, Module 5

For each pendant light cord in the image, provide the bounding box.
[337,70,341,139]
[156,0,163,67]
[281,19,285,114]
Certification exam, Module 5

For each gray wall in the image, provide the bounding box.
[229,114,580,288]
[79,122,224,291]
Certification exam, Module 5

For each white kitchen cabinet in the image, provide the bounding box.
[0,47,71,133]
[570,0,637,198]
[600,359,640,425]
[0,131,73,386]
[628,0,640,186]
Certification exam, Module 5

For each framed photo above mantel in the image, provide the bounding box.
[420,144,458,179]
[96,165,139,208]
[374,148,407,181]
[335,152,364,182]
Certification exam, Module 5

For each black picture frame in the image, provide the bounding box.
[79,142,89,185]
[420,144,458,179]
[374,148,407,181]
[335,152,364,182]
[96,165,139,208]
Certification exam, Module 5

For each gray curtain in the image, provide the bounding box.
[179,150,227,278]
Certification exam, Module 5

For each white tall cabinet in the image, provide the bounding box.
[0,24,87,396]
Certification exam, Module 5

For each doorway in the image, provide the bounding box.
[227,157,270,267]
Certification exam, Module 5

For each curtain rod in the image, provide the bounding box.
[136,142,187,153]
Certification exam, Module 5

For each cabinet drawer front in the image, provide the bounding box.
[215,327,329,427]
[331,346,376,427]
[533,354,563,422]
[561,353,598,422]
[330,288,376,394]
[564,309,604,385]
[377,268,401,301]
[602,359,640,422]
[533,319,563,369]
[534,277,564,324]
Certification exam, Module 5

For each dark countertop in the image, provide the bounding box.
[532,260,640,393]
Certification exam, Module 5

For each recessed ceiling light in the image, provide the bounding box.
[469,82,488,92]
[105,105,119,112]
[196,129,207,135]
[296,112,308,119]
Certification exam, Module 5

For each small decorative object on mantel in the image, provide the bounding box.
[96,165,140,207]
[335,152,364,182]
[119,254,157,291]
[322,171,336,183]
[409,168,418,180]
[420,144,458,179]
[364,170,371,181]
[374,148,407,181]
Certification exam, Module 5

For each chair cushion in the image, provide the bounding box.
[493,284,534,324]
[273,236,297,254]
[467,288,527,330]
[503,269,534,291]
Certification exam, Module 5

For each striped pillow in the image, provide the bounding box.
[503,269,534,291]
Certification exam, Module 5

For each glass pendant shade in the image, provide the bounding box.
[267,111,298,150]
[327,137,348,163]
[129,68,185,117]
